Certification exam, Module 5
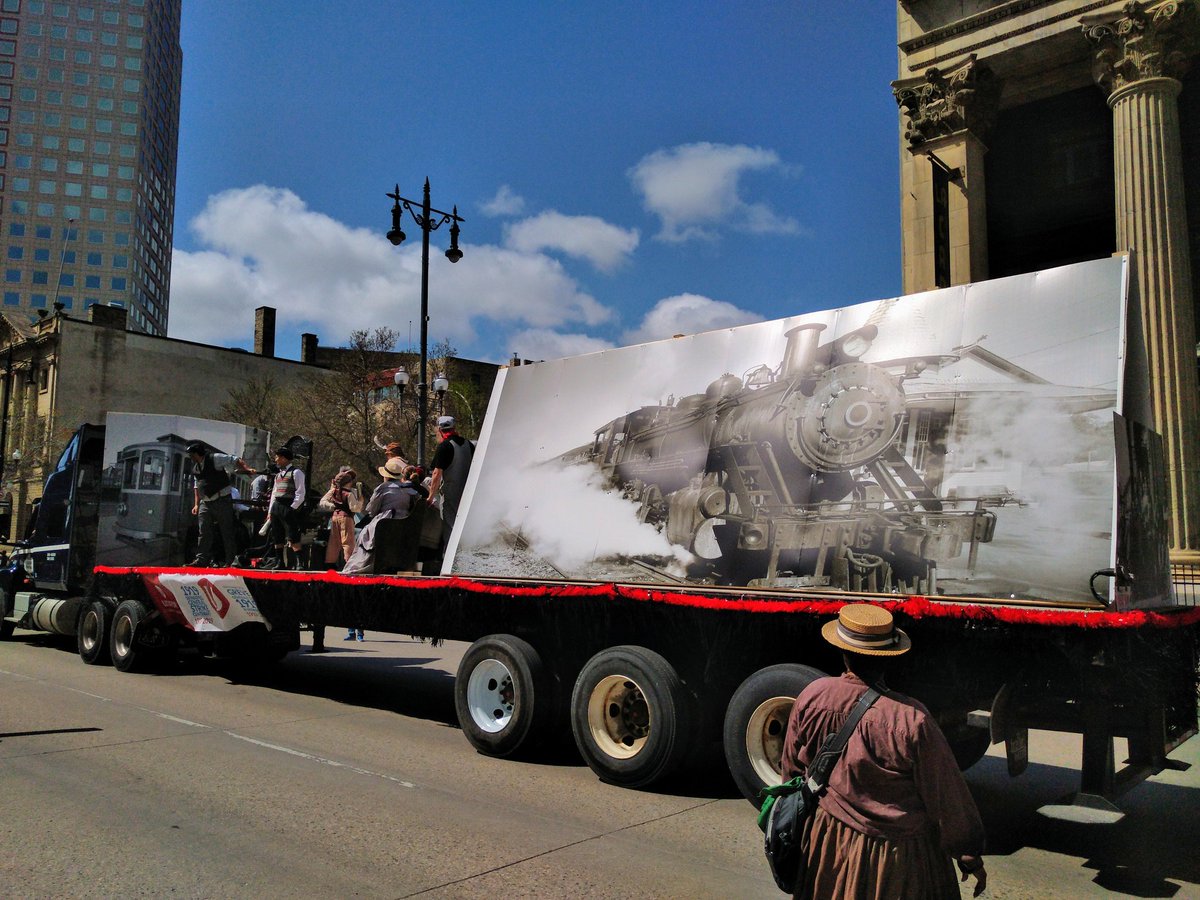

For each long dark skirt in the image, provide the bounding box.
[795,806,959,900]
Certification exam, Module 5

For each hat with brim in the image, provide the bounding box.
[377,457,406,480]
[821,604,911,657]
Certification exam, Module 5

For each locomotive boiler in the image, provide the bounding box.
[567,322,996,593]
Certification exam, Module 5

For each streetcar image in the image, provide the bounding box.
[113,433,192,543]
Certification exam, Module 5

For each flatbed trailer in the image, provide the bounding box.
[90,565,1200,819]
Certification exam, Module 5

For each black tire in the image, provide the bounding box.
[571,645,692,788]
[947,725,992,771]
[455,634,551,758]
[723,663,826,804]
[77,599,112,665]
[110,598,148,673]
[0,620,13,640]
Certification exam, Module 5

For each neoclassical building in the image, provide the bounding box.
[894,0,1200,563]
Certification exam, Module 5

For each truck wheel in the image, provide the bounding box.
[0,620,13,640]
[723,663,826,804]
[948,725,991,771]
[77,599,112,665]
[110,599,148,673]
[571,645,692,788]
[455,634,550,758]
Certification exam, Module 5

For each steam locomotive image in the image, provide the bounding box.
[562,321,997,593]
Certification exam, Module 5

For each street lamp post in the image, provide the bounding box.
[386,178,463,467]
[51,218,77,312]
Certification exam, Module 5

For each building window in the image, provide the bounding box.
[3,291,18,306]
[7,223,23,236]
[4,269,20,282]
[6,246,21,259]
[32,271,48,284]
[85,274,100,288]
[30,293,46,309]
[111,277,126,290]
[34,248,49,262]
[35,226,51,239]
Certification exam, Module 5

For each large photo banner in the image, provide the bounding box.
[96,413,270,568]
[449,257,1147,604]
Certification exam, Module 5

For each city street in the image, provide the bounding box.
[2,629,1199,899]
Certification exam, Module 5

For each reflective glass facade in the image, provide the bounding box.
[0,0,180,334]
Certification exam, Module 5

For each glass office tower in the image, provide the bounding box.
[0,0,181,335]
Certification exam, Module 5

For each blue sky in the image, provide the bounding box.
[169,2,902,364]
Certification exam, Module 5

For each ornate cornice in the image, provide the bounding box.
[1083,0,1200,94]
[892,55,1002,149]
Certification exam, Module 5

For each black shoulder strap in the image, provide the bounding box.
[806,686,881,790]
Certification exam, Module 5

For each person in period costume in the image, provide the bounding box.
[426,415,474,551]
[187,441,255,567]
[780,604,987,899]
[259,446,307,570]
[340,457,419,579]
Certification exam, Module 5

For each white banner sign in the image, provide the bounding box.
[142,573,269,632]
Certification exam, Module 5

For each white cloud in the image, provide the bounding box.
[504,210,639,272]
[480,184,526,217]
[628,142,800,242]
[169,185,613,350]
[622,293,765,344]
[506,328,616,362]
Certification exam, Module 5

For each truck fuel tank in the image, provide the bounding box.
[15,592,83,636]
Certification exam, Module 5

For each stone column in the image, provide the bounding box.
[1085,0,1200,556]
[893,55,1001,292]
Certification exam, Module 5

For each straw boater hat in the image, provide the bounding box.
[821,604,911,656]
[378,457,406,480]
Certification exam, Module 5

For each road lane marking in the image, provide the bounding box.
[1,668,418,789]
[225,732,417,787]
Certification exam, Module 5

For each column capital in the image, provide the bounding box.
[1083,0,1200,95]
[892,55,1001,150]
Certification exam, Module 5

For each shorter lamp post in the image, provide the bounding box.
[432,373,449,416]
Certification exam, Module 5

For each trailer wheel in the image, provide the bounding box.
[77,599,112,665]
[723,663,826,804]
[947,725,991,771]
[571,645,692,788]
[455,634,550,758]
[110,599,149,673]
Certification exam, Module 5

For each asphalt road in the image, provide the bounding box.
[2,629,1199,899]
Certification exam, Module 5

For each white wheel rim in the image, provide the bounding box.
[466,657,515,733]
[745,695,793,786]
[587,674,651,760]
[113,613,133,659]
[80,609,101,653]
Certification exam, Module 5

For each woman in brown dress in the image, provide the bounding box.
[781,604,987,899]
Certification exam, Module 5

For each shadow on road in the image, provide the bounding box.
[967,754,1200,897]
